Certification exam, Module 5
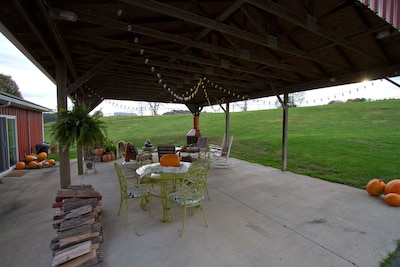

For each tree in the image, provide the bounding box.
[275,92,305,108]
[148,102,160,116]
[0,73,23,98]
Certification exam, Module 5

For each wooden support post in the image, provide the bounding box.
[56,59,71,188]
[281,93,289,171]
[225,101,230,149]
[77,145,83,175]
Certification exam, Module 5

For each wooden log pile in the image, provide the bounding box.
[51,185,103,267]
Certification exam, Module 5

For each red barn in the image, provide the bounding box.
[0,91,50,174]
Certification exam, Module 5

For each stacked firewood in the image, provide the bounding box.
[51,185,103,267]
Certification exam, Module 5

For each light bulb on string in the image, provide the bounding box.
[140,49,144,55]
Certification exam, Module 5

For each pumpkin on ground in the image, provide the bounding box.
[95,148,103,156]
[384,193,400,207]
[16,162,26,170]
[28,161,38,168]
[47,159,56,165]
[384,180,400,195]
[160,154,181,167]
[26,155,36,162]
[37,152,47,161]
[102,153,111,162]
[366,178,386,197]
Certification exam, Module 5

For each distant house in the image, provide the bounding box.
[0,91,50,174]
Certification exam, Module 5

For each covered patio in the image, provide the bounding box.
[1,0,400,188]
[0,159,398,267]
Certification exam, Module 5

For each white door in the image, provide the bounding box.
[0,116,18,173]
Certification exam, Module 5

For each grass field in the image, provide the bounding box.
[44,99,400,189]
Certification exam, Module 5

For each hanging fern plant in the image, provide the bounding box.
[51,103,107,151]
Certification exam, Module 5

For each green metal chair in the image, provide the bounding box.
[193,152,211,200]
[114,162,153,227]
[168,166,208,237]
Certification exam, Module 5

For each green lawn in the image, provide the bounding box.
[44,99,400,189]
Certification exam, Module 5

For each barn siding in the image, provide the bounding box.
[0,106,45,161]
[359,0,400,30]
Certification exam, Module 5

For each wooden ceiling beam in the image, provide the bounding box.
[66,49,123,94]
[75,12,319,77]
[120,0,347,70]
[65,33,303,84]
[246,0,388,64]
[12,0,57,61]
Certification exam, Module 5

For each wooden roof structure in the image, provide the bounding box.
[1,1,400,187]
[1,0,399,114]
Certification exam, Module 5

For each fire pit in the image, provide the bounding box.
[186,115,201,145]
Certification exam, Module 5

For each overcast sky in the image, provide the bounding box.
[1,33,399,115]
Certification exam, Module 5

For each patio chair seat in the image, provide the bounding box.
[168,189,204,205]
[127,185,152,198]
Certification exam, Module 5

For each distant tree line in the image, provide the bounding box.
[163,110,191,115]
[328,98,369,105]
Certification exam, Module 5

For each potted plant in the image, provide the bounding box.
[51,102,107,175]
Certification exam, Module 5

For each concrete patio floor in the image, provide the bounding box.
[0,158,399,267]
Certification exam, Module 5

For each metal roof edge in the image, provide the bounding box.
[0,91,52,112]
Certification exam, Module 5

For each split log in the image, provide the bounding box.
[51,223,102,250]
[58,214,96,232]
[53,198,99,209]
[54,225,92,241]
[67,184,93,190]
[55,189,102,202]
[53,205,93,221]
[52,240,92,266]
[57,249,98,267]
[63,198,99,212]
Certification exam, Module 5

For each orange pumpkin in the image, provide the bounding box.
[26,155,36,162]
[102,154,111,162]
[384,193,400,207]
[384,180,400,195]
[366,178,386,197]
[47,159,56,165]
[160,154,180,167]
[37,152,47,161]
[28,161,37,168]
[16,162,26,170]
[95,148,103,156]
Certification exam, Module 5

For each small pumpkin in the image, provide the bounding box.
[384,193,400,207]
[16,162,26,170]
[26,155,36,162]
[95,148,103,156]
[47,159,56,165]
[37,152,47,161]
[28,161,38,168]
[384,180,400,195]
[366,178,386,197]
[160,154,180,167]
